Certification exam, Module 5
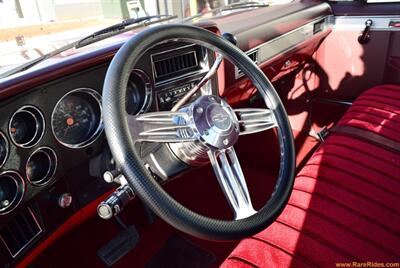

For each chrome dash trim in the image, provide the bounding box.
[0,131,9,169]
[129,69,153,115]
[332,15,400,31]
[235,16,331,79]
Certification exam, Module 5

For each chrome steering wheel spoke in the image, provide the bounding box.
[127,111,196,143]
[235,108,278,135]
[208,147,256,220]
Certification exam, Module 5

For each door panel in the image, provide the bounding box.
[314,13,400,101]
[385,32,400,84]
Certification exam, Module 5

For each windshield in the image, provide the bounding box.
[0,0,291,74]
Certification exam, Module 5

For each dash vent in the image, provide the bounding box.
[0,207,42,257]
[237,49,259,77]
[247,50,259,64]
[153,51,198,79]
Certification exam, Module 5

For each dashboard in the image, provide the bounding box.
[0,1,331,266]
[0,41,216,260]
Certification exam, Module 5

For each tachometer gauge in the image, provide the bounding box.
[51,88,103,148]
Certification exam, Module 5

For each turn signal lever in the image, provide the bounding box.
[97,171,135,219]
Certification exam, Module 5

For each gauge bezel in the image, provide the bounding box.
[0,171,25,215]
[128,69,153,115]
[25,146,58,186]
[8,105,45,148]
[51,88,104,149]
[0,131,9,169]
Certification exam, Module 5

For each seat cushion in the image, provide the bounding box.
[337,84,400,143]
[221,84,400,267]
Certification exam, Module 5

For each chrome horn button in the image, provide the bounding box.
[207,104,232,131]
[189,96,239,150]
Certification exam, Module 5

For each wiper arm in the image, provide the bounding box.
[0,15,175,79]
[222,1,269,10]
[182,1,268,23]
[76,15,174,48]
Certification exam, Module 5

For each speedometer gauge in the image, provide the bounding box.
[51,88,103,148]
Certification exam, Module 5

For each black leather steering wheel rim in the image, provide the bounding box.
[102,24,295,240]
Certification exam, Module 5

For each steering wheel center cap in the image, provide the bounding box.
[208,105,232,131]
[190,96,239,149]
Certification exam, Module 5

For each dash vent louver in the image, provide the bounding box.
[247,50,259,64]
[0,207,42,257]
[153,51,199,79]
[237,49,259,76]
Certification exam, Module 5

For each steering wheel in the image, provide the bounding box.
[102,24,295,240]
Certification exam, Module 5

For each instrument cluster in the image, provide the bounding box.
[0,41,211,218]
[0,67,154,216]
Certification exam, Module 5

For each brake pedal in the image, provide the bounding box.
[97,225,140,266]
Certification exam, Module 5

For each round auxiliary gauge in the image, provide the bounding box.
[0,171,25,215]
[51,88,103,148]
[0,131,9,168]
[125,70,152,115]
[26,147,57,186]
[9,105,45,148]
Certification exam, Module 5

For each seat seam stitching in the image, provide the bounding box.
[344,110,400,126]
[302,161,400,197]
[260,221,357,263]
[310,151,400,186]
[284,203,400,257]
[290,187,400,236]
[351,103,400,116]
[248,236,319,268]
[320,141,399,167]
[296,167,400,214]
[227,255,260,268]
[355,97,400,110]
[339,117,400,134]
